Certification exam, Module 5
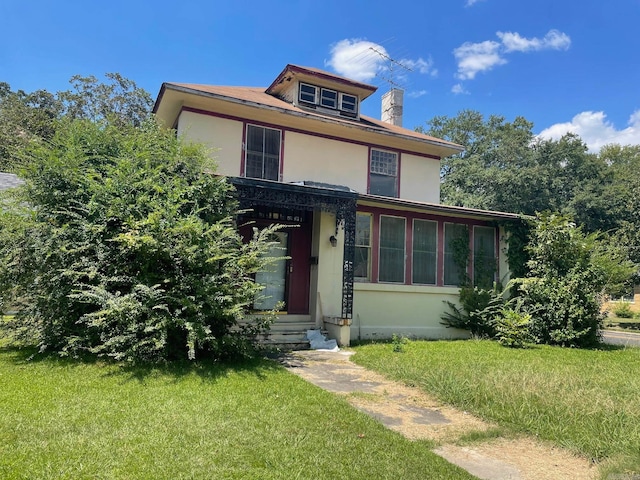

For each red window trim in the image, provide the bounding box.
[241,123,284,181]
[367,147,401,198]
[180,106,441,161]
[357,206,497,288]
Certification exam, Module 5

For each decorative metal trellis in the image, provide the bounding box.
[231,178,357,319]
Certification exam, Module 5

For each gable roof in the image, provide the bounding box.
[266,64,378,100]
[153,83,463,157]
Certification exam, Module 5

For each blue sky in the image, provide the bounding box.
[2,0,639,151]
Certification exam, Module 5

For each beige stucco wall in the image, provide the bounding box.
[311,211,345,323]
[351,283,470,341]
[399,152,440,203]
[176,109,443,203]
[283,132,368,191]
[177,110,243,177]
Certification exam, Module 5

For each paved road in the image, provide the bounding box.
[602,330,640,347]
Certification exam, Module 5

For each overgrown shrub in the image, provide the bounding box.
[441,284,505,337]
[613,302,634,319]
[495,302,533,348]
[0,119,278,363]
[391,333,408,353]
[516,213,635,348]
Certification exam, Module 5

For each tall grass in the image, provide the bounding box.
[353,340,640,473]
[0,345,473,479]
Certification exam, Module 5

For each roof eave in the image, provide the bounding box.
[266,64,377,99]
[159,83,463,157]
[359,194,525,221]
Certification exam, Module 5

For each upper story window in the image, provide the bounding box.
[299,83,317,104]
[298,82,359,116]
[369,149,398,198]
[320,88,338,109]
[340,93,358,114]
[245,124,281,181]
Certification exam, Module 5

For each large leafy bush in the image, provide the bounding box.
[517,213,635,347]
[442,214,636,348]
[0,119,277,362]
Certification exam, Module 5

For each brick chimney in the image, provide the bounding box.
[381,88,404,127]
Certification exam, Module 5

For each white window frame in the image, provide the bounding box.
[369,149,399,198]
[339,93,358,114]
[320,88,338,109]
[299,83,318,104]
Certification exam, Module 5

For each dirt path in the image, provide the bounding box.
[281,349,597,480]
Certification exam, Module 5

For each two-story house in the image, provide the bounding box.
[153,64,520,346]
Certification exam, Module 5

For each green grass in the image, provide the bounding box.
[0,345,473,480]
[352,340,640,475]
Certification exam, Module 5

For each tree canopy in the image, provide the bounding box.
[0,74,153,172]
[422,110,640,271]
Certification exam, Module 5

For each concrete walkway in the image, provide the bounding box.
[281,349,597,480]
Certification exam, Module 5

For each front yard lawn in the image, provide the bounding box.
[352,339,640,476]
[0,344,473,479]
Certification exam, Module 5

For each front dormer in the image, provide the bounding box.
[265,64,377,120]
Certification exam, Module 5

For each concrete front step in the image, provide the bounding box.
[270,314,312,323]
[270,321,316,332]
[261,327,329,351]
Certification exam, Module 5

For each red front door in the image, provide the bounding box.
[286,222,312,314]
[240,218,312,314]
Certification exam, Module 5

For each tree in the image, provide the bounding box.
[420,110,539,212]
[58,73,153,127]
[517,214,635,347]
[0,74,153,172]
[420,111,608,219]
[0,84,63,172]
[0,118,277,363]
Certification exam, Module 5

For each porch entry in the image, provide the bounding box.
[246,218,312,315]
[230,176,358,320]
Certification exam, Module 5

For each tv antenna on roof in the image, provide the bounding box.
[369,46,412,89]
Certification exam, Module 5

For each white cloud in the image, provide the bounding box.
[453,29,571,81]
[538,110,640,152]
[399,57,437,77]
[497,29,571,53]
[325,39,387,82]
[408,90,428,98]
[453,40,505,80]
[465,0,484,5]
[326,39,437,83]
[451,83,470,95]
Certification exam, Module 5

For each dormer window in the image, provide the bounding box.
[299,83,317,104]
[320,88,338,109]
[340,93,358,114]
[297,82,359,117]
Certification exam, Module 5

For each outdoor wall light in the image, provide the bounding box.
[329,235,338,247]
